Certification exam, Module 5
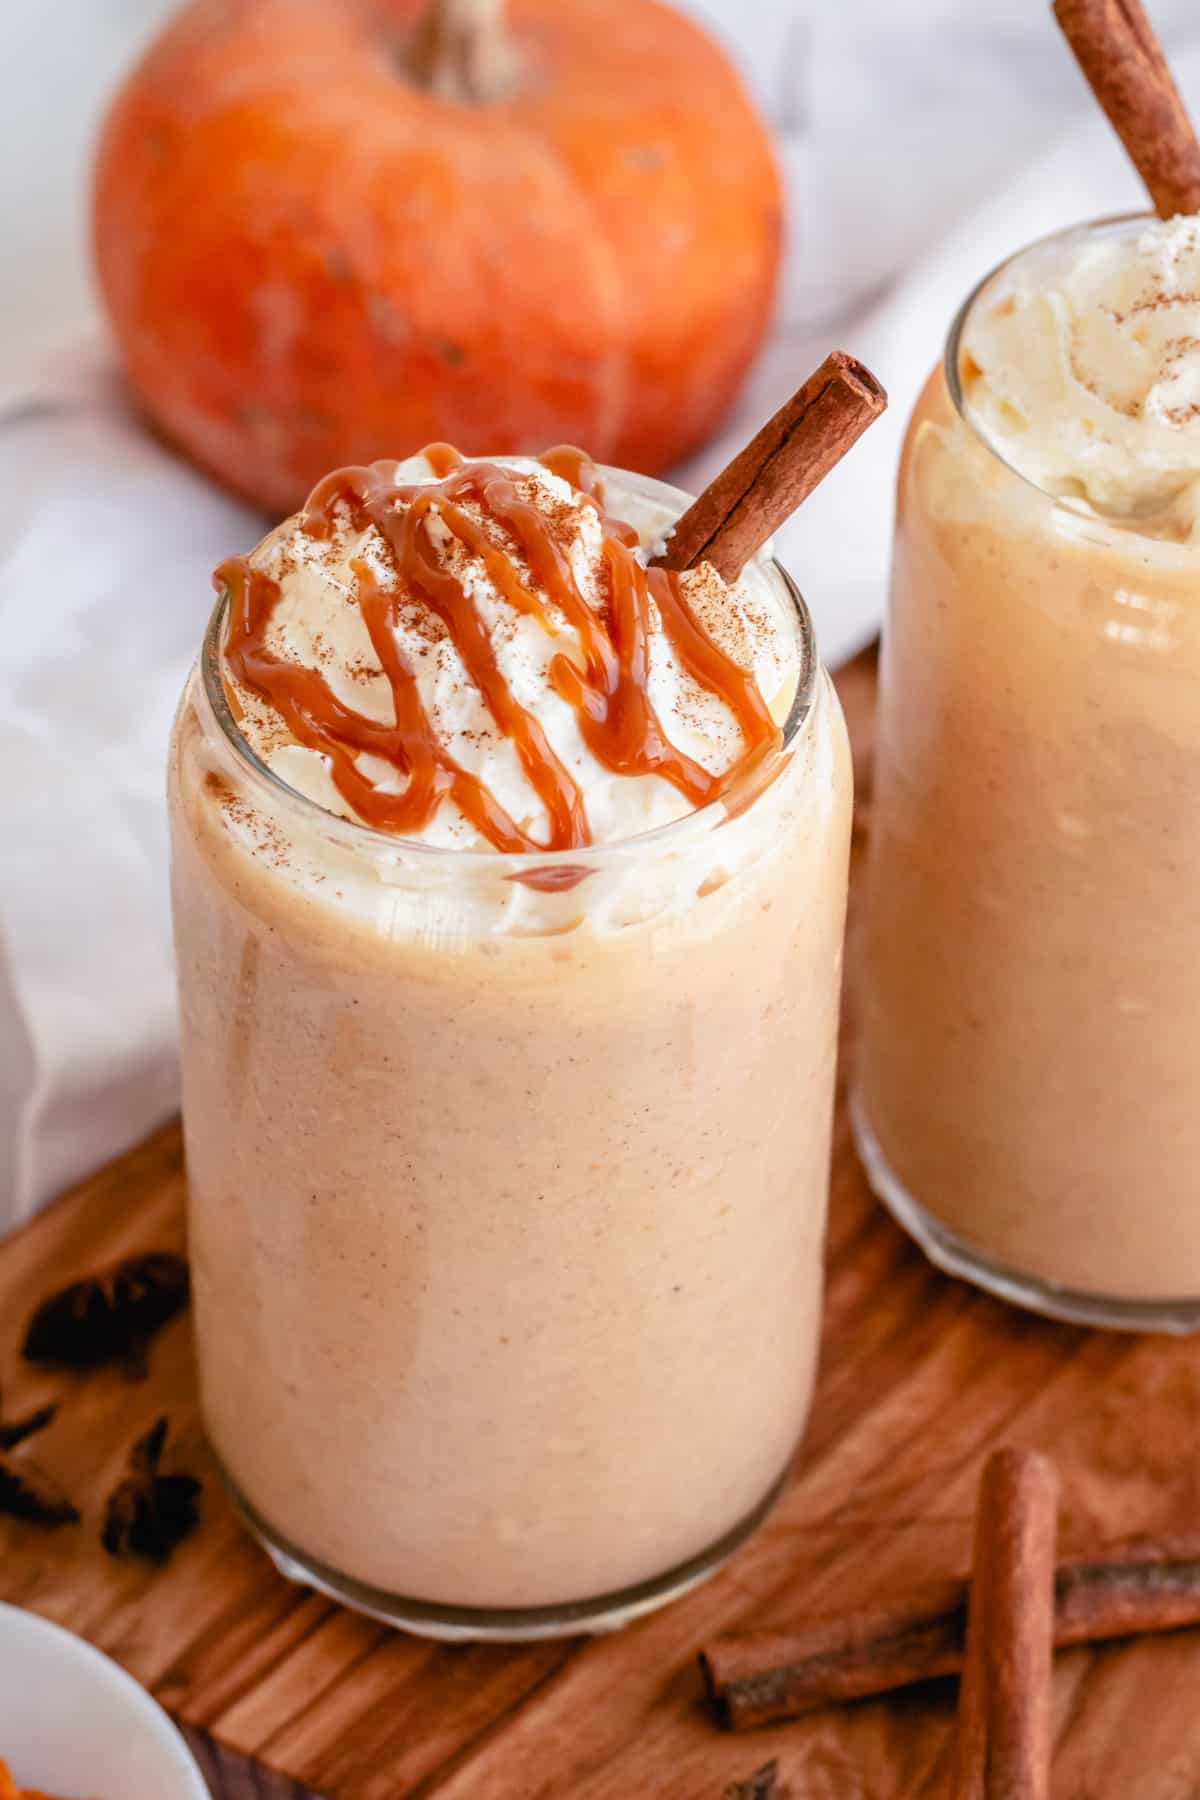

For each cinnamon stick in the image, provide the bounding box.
[952,1448,1058,1799]
[702,1529,1200,1732]
[651,352,886,584]
[1054,0,1200,219]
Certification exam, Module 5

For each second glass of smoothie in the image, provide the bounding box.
[170,447,853,1637]
[856,213,1200,1331]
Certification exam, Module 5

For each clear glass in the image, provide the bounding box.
[168,468,854,1638]
[854,215,1200,1332]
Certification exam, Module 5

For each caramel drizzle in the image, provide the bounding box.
[216,449,778,852]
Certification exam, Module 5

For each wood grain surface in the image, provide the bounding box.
[3,651,1200,1798]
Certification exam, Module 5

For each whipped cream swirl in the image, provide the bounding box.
[219,452,803,850]
[960,215,1200,537]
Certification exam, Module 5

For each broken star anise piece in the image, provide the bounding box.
[722,1763,779,1800]
[102,1416,201,1564]
[0,1394,56,1450]
[21,1251,189,1373]
[0,1454,80,1526]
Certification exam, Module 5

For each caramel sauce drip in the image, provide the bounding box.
[508,863,591,892]
[422,442,464,478]
[539,444,601,497]
[216,450,780,852]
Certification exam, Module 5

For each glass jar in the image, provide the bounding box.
[168,469,854,1639]
[854,216,1200,1332]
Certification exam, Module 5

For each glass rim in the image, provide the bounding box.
[198,464,820,871]
[941,207,1196,544]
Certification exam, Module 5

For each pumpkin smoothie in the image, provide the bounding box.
[169,447,853,1635]
[855,214,1200,1327]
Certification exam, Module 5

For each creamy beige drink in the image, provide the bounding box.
[856,214,1200,1329]
[169,447,852,1635]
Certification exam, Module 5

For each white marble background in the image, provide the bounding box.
[2,0,1199,1224]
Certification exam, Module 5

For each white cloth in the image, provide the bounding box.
[3,1,1200,1226]
[0,341,260,1215]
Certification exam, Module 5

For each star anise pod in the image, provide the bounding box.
[102,1416,201,1564]
[22,1252,189,1374]
[723,1762,779,1800]
[0,1391,56,1450]
[0,1454,79,1526]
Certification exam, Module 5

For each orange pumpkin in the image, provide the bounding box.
[92,0,783,514]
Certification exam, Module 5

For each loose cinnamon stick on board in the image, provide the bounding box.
[1054,0,1200,219]
[651,352,886,584]
[953,1448,1058,1800]
[703,1530,1200,1729]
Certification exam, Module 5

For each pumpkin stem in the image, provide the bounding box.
[407,0,521,104]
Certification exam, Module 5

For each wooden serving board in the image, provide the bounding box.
[4,650,1200,1799]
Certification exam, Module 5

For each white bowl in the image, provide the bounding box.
[0,1604,209,1798]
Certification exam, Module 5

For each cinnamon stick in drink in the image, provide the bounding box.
[1054,0,1200,219]
[952,1448,1058,1800]
[652,352,886,584]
